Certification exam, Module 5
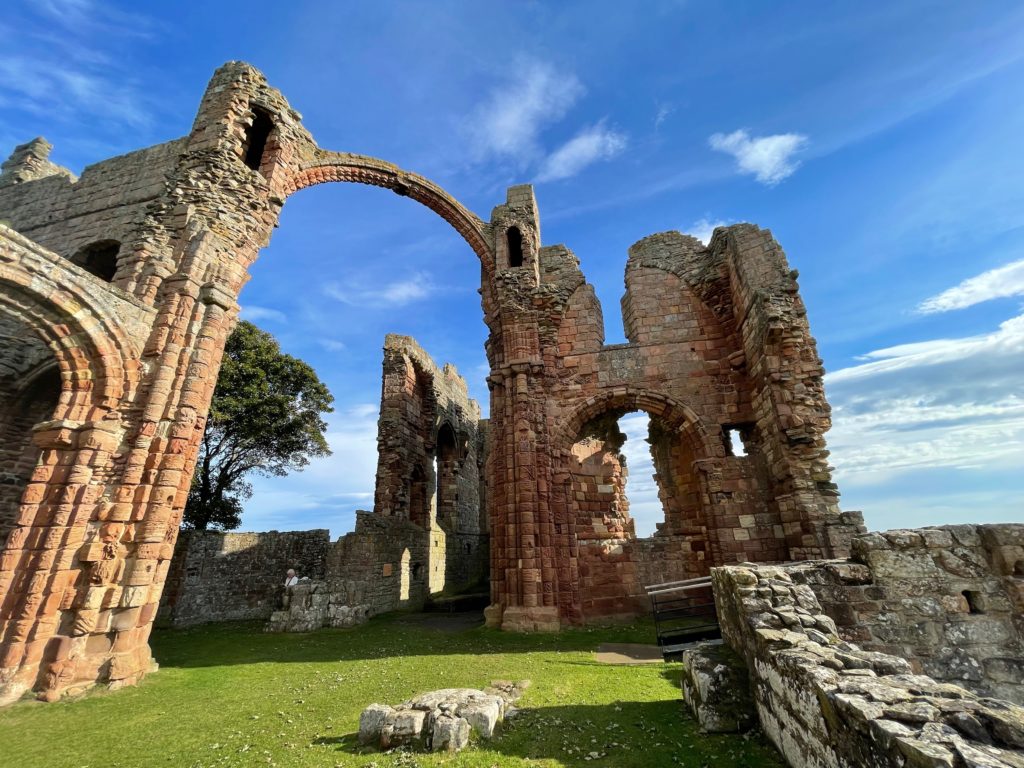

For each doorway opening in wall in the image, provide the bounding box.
[570,410,674,540]
[0,313,62,549]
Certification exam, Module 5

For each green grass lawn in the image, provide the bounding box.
[0,614,783,768]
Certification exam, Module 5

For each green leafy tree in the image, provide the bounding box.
[183,321,334,530]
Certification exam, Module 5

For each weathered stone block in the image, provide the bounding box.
[680,641,755,733]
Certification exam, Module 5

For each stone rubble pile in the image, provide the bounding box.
[710,563,1024,768]
[358,680,528,753]
[264,581,369,633]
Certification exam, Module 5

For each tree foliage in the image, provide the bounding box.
[183,321,334,531]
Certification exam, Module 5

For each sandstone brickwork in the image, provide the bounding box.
[0,61,859,703]
[373,334,488,593]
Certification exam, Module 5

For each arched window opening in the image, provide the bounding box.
[568,408,709,542]
[506,226,523,268]
[243,106,275,172]
[435,422,459,528]
[72,240,120,282]
[1014,560,1024,578]
[408,464,429,528]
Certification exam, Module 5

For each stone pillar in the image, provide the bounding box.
[483,187,562,631]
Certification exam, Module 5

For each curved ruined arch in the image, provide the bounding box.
[562,393,712,539]
[556,388,714,459]
[0,282,127,421]
[282,153,494,271]
[0,325,62,545]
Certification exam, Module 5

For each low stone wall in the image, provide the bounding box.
[711,562,1024,768]
[794,524,1024,704]
[157,530,330,627]
[265,581,370,633]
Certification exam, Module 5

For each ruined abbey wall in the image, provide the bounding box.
[711,561,1024,768]
[0,61,861,703]
[792,524,1024,704]
[157,529,329,626]
[162,338,488,632]
[373,335,488,594]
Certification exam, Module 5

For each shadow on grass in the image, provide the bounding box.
[320,700,783,768]
[151,612,662,669]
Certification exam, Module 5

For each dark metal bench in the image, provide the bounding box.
[646,576,721,660]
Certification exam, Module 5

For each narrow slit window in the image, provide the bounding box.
[243,107,274,172]
[507,226,523,268]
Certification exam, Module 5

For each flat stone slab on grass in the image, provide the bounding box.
[359,680,529,753]
[595,643,663,665]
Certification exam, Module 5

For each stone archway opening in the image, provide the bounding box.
[569,407,704,545]
[0,312,61,546]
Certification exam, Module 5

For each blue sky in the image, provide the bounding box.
[3,1,1022,538]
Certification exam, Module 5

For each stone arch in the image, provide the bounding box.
[0,275,131,422]
[556,388,714,458]
[282,152,494,271]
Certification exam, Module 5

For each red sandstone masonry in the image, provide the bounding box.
[0,62,860,703]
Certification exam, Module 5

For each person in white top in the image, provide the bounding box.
[284,568,298,587]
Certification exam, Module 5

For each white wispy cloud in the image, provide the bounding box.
[240,305,288,324]
[618,411,662,537]
[709,129,808,185]
[654,102,673,130]
[685,217,732,245]
[466,60,584,162]
[826,312,1024,482]
[918,258,1024,314]
[0,2,156,133]
[323,272,434,307]
[318,338,347,353]
[244,404,381,537]
[536,122,627,182]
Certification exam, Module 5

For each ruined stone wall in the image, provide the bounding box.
[326,512,430,615]
[0,139,187,288]
[158,516,429,632]
[792,525,1024,704]
[157,529,329,626]
[712,562,1024,768]
[0,59,860,703]
[485,225,861,629]
[373,335,488,595]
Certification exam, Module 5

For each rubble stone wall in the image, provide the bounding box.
[712,562,1024,768]
[157,529,330,626]
[792,524,1024,704]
